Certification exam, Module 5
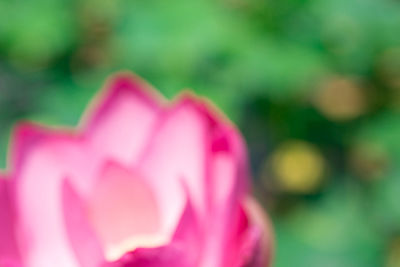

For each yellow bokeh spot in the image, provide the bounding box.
[271,141,325,194]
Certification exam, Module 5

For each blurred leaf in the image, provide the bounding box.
[274,182,385,267]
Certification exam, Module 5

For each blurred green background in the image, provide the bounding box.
[1,0,400,266]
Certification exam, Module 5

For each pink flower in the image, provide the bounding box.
[0,73,273,267]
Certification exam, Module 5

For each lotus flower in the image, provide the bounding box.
[0,73,272,267]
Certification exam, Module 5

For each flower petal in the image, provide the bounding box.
[241,197,274,267]
[198,112,250,267]
[87,162,165,262]
[62,179,104,267]
[104,244,191,267]
[83,73,163,164]
[101,191,198,267]
[0,177,20,265]
[137,96,209,234]
[224,197,273,267]
[12,124,99,267]
[200,152,243,267]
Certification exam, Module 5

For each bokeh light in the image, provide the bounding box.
[269,140,325,194]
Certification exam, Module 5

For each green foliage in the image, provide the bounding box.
[1,0,400,265]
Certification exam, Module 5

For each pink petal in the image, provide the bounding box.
[104,244,191,267]
[87,162,164,261]
[0,259,22,267]
[240,197,274,267]
[207,122,249,211]
[198,118,250,266]
[200,152,243,267]
[62,179,104,267]
[136,92,251,267]
[0,178,20,265]
[105,191,199,267]
[9,122,50,174]
[224,197,273,267]
[170,183,201,264]
[137,96,210,235]
[12,124,99,267]
[235,225,265,267]
[83,73,163,165]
